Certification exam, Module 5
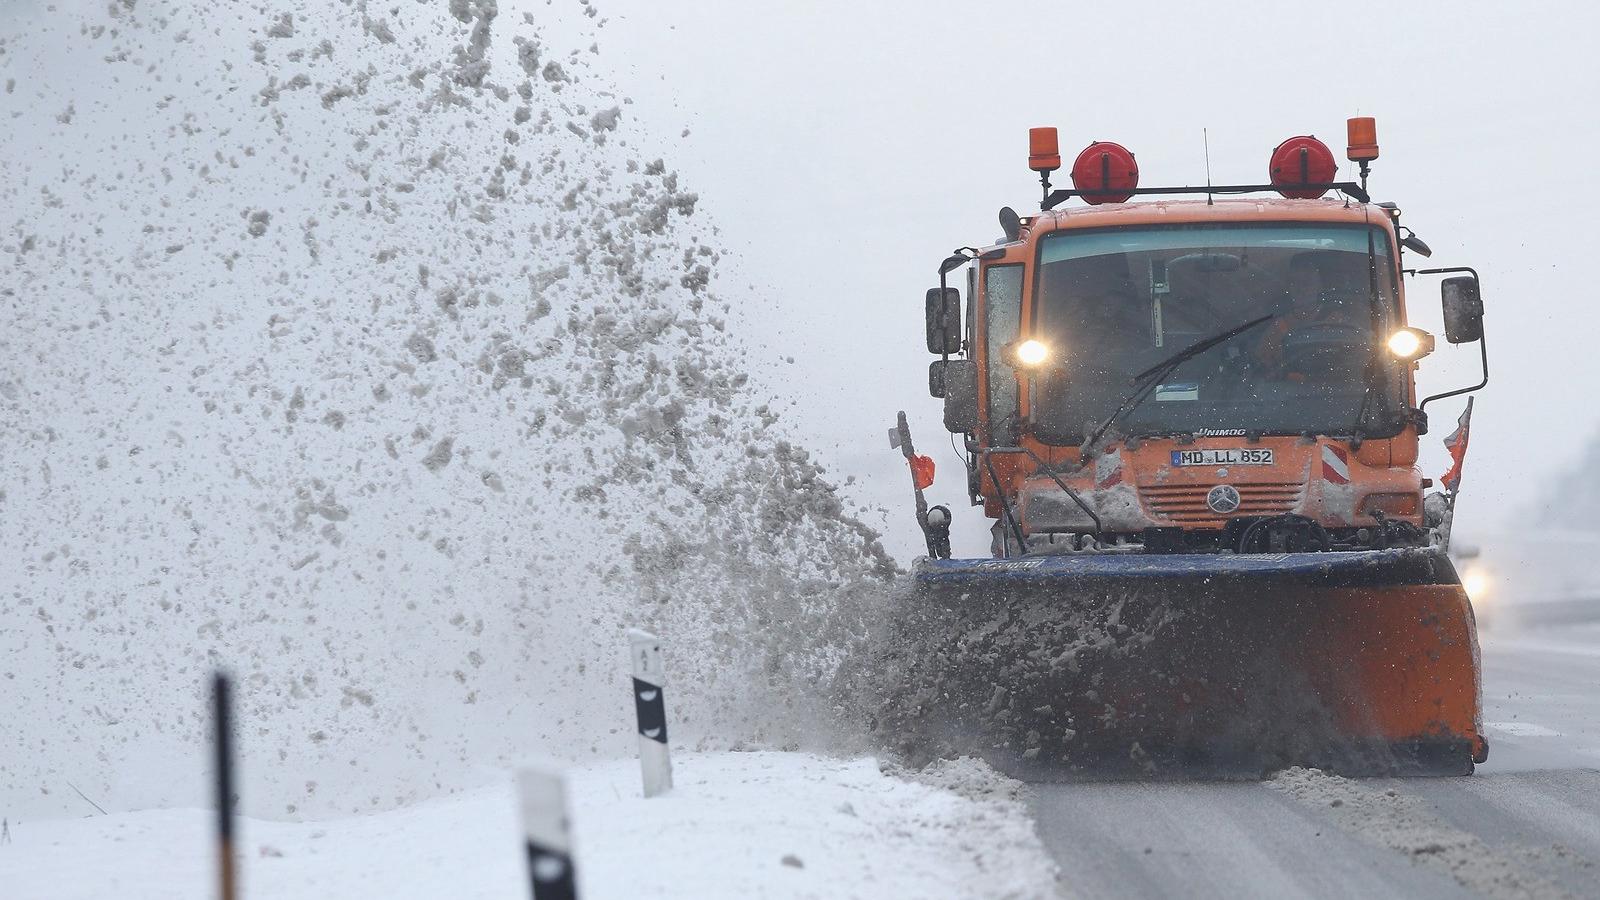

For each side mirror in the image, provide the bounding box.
[928,360,949,398]
[1401,233,1433,258]
[941,360,978,433]
[925,287,961,354]
[1440,276,1484,344]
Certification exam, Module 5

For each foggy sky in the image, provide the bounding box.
[589,0,1600,559]
[8,0,1597,562]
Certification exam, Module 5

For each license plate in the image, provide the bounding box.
[1170,448,1275,467]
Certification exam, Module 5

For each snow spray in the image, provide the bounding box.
[1,0,895,820]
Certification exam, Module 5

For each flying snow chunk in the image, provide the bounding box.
[591,106,621,132]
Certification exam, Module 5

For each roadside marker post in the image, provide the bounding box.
[627,628,672,798]
[212,671,238,900]
[518,767,579,900]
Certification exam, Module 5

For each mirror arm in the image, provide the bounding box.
[1415,265,1488,415]
[1420,332,1488,415]
[937,268,949,365]
[933,250,975,362]
[1415,266,1481,278]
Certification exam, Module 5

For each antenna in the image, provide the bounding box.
[1203,128,1213,206]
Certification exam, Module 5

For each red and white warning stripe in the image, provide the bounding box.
[1095,450,1123,489]
[1321,444,1351,486]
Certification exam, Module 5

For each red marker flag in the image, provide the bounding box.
[1440,397,1474,495]
[909,454,935,491]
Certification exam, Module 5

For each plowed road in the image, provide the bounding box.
[1029,622,1600,899]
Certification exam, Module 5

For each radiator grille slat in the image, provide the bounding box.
[1139,482,1304,524]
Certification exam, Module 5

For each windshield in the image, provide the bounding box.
[984,264,1024,441]
[1031,223,1403,444]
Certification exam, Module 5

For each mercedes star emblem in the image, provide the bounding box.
[1207,484,1241,514]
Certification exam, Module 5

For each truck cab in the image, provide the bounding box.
[925,123,1488,558]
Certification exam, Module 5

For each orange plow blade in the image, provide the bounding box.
[867,548,1485,776]
[1300,583,1485,769]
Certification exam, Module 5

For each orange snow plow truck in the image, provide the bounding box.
[887,118,1491,775]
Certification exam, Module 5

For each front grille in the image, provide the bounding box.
[1140,482,1304,524]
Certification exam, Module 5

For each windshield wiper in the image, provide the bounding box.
[1082,314,1275,452]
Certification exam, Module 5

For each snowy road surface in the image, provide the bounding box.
[1030,623,1600,899]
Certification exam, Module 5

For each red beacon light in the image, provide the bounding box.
[1269,135,1338,199]
[1071,141,1139,205]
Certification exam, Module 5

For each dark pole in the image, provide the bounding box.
[213,672,237,900]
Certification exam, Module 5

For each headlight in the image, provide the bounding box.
[1386,327,1435,360]
[1461,567,1491,603]
[1014,339,1050,368]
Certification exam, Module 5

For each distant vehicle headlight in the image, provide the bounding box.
[1461,567,1491,603]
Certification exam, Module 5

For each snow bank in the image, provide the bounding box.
[0,751,1060,900]
[1,0,895,821]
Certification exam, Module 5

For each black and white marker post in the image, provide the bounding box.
[518,767,578,900]
[212,671,238,900]
[627,628,672,797]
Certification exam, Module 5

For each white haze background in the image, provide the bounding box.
[588,0,1600,556]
